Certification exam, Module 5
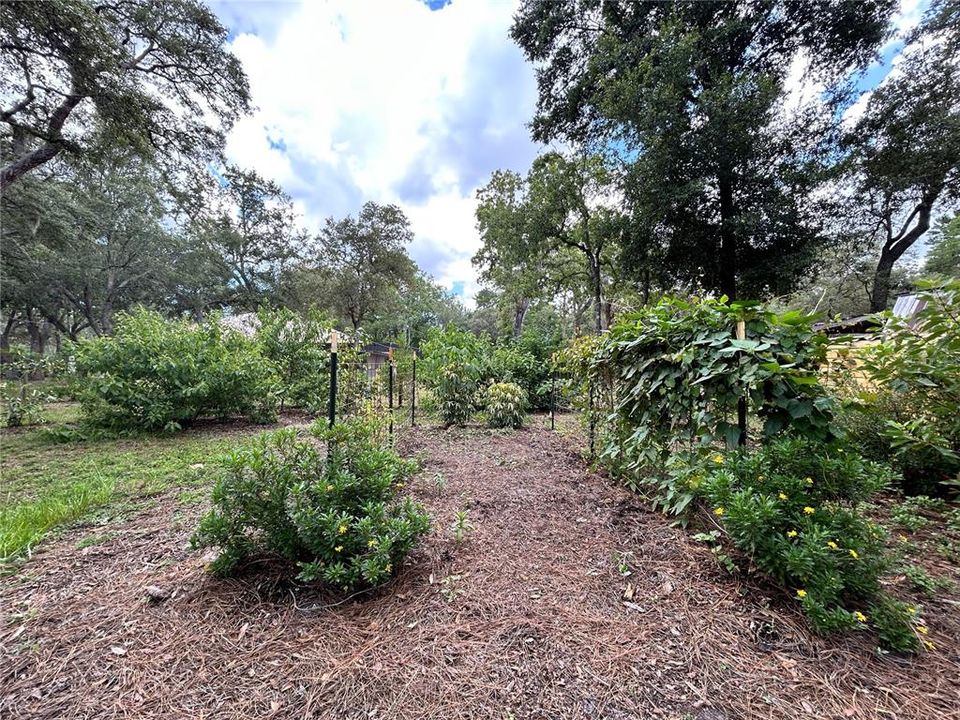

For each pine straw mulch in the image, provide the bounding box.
[1,422,959,719]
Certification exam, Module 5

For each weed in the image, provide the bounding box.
[450,509,473,543]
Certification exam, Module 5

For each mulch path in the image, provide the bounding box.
[1,423,958,719]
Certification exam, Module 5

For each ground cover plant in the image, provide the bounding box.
[75,309,279,432]
[192,417,431,589]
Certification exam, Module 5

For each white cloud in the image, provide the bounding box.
[215,0,540,306]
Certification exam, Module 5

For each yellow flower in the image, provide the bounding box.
[326,484,335,492]
[338,523,348,535]
[827,541,838,549]
[385,563,392,574]
[396,482,405,488]
[758,475,765,481]
[796,589,807,599]
[854,611,867,623]
[917,625,929,635]
[803,506,815,515]
[805,477,814,485]
[923,640,935,651]
[786,530,798,538]
[778,492,788,501]
[898,534,909,543]
[367,539,378,548]
[848,549,859,559]
[712,454,725,464]
[713,507,725,516]
[334,545,343,553]
[907,606,917,615]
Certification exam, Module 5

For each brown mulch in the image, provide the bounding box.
[1,423,959,719]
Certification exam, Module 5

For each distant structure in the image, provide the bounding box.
[815,292,928,337]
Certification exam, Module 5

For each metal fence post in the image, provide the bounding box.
[588,377,595,461]
[550,374,556,431]
[328,329,338,429]
[736,319,747,447]
[388,349,394,442]
[410,355,416,427]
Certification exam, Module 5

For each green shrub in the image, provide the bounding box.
[75,309,278,431]
[839,280,960,495]
[421,327,487,427]
[255,306,331,412]
[700,437,924,650]
[435,362,477,427]
[192,418,431,590]
[484,382,526,428]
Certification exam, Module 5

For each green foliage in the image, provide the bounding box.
[484,382,527,429]
[841,280,960,494]
[700,437,922,650]
[75,309,278,431]
[594,296,835,496]
[450,509,473,544]
[421,327,488,427]
[192,419,431,590]
[256,306,331,412]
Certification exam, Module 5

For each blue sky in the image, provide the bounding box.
[209,0,924,305]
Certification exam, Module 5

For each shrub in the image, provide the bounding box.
[421,327,487,427]
[255,307,331,412]
[485,382,526,428]
[435,362,477,427]
[192,418,431,590]
[840,280,960,495]
[75,309,278,431]
[700,437,924,650]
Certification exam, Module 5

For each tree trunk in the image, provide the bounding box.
[869,191,938,313]
[512,297,531,339]
[590,254,603,334]
[870,253,897,312]
[0,95,83,190]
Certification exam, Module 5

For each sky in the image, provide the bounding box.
[209,0,926,306]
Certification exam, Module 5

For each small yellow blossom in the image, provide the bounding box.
[917,625,929,635]
[923,640,935,651]
[334,545,343,553]
[898,534,909,542]
[713,507,725,516]
[854,611,867,623]
[907,606,917,615]
[396,482,405,488]
[338,523,348,535]
[385,563,392,573]
[758,475,765,481]
[803,506,815,515]
[367,539,378,548]
[326,484,335,492]
[778,492,788,501]
[827,541,838,549]
[796,589,807,599]
[848,549,859,559]
[713,454,725,464]
[786,530,798,538]
[805,477,814,485]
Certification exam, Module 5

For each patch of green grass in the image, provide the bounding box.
[76,530,117,549]
[1,473,115,560]
[177,487,208,506]
[0,416,261,563]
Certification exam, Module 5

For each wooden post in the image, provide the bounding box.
[736,320,747,447]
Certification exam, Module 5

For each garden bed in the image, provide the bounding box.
[1,421,958,719]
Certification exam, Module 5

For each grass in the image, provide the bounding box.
[0,406,280,564]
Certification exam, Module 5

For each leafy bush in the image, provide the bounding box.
[484,382,526,428]
[421,327,487,426]
[256,307,331,412]
[75,309,278,431]
[840,280,960,495]
[192,418,431,590]
[700,437,924,651]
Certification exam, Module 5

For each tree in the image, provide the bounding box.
[512,0,895,300]
[316,202,417,331]
[925,214,960,278]
[474,170,545,338]
[200,166,307,311]
[0,0,249,189]
[846,0,960,311]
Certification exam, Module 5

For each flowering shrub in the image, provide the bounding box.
[75,309,278,431]
[484,382,526,428]
[700,437,925,651]
[192,418,431,590]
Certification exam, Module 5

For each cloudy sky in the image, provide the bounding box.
[209,0,924,305]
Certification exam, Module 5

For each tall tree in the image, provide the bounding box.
[925,214,960,279]
[845,0,960,311]
[512,0,895,300]
[200,166,306,311]
[0,0,249,189]
[474,170,545,338]
[316,202,417,331]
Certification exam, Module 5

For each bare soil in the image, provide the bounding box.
[1,423,958,719]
